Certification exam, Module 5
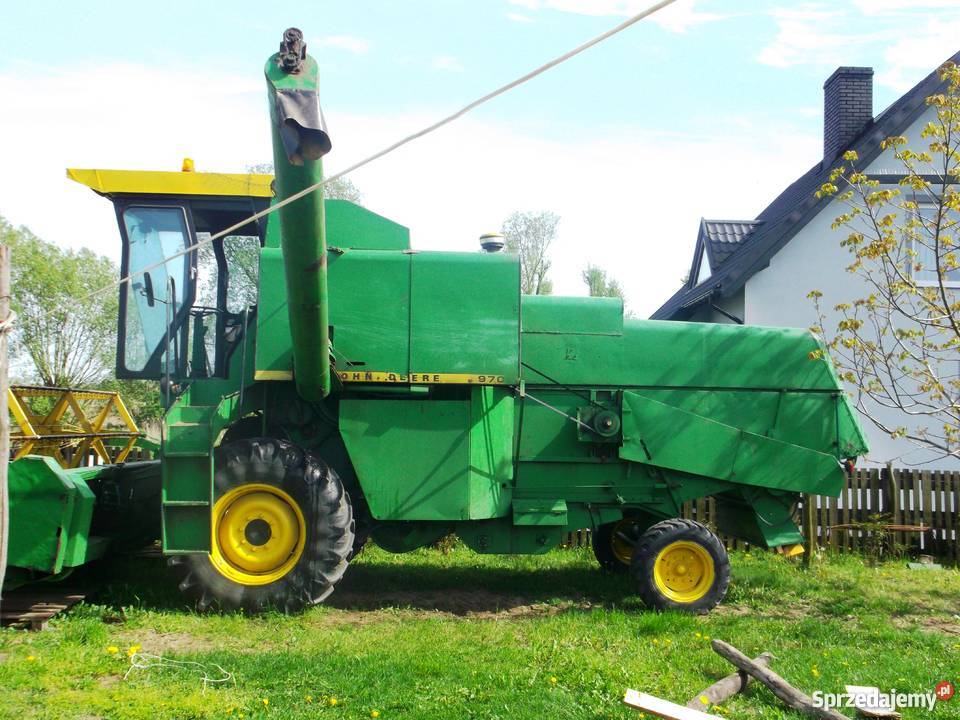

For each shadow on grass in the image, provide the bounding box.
[65,550,638,616]
[329,559,634,614]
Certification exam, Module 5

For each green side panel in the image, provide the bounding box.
[325,199,410,250]
[469,386,515,517]
[255,246,293,376]
[522,295,623,335]
[620,392,845,495]
[7,457,98,573]
[340,387,513,520]
[512,498,568,526]
[521,317,841,390]
[328,250,410,375]
[410,252,520,381]
[713,490,805,548]
[457,517,561,554]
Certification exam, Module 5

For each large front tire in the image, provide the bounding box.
[172,438,354,613]
[630,519,730,614]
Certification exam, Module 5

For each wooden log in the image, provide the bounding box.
[685,652,773,709]
[711,640,847,720]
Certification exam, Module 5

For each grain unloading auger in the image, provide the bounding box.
[43,27,868,613]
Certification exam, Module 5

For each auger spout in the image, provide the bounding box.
[265,27,332,400]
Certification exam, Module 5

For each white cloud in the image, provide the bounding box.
[432,55,464,72]
[852,0,960,15]
[757,3,960,91]
[876,18,960,91]
[0,61,818,318]
[506,12,535,23]
[317,35,370,54]
[755,7,863,69]
[507,0,724,33]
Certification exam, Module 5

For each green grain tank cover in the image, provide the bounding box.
[256,213,521,383]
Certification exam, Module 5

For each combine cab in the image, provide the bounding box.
[15,27,869,613]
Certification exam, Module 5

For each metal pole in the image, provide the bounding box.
[0,244,11,602]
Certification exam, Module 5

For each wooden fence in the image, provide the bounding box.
[564,467,960,564]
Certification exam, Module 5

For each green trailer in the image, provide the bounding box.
[7,27,868,613]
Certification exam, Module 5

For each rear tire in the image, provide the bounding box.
[592,519,644,573]
[171,438,354,613]
[630,518,729,614]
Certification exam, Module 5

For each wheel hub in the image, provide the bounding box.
[210,484,306,585]
[653,540,715,603]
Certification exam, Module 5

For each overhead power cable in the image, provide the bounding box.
[44,0,677,320]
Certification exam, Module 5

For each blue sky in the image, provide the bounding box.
[2,0,959,315]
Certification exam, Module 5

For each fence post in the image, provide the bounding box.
[803,493,817,567]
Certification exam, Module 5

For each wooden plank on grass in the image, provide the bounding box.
[623,690,717,719]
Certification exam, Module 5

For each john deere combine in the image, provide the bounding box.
[6,28,868,613]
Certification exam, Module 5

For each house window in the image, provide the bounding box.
[696,250,711,284]
[912,204,960,287]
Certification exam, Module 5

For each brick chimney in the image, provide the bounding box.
[823,67,873,160]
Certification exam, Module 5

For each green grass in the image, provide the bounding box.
[1,547,958,720]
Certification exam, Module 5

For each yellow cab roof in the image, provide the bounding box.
[67,168,273,198]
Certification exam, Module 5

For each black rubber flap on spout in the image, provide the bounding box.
[275,89,332,166]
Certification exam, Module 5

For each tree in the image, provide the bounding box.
[1,216,118,387]
[245,163,363,204]
[582,264,625,299]
[811,62,960,461]
[502,211,559,295]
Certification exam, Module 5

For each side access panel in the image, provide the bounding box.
[340,387,514,520]
[619,392,845,496]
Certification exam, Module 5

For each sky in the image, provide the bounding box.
[1,0,959,317]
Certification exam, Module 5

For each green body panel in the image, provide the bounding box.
[620,392,846,495]
[339,386,513,520]
[325,199,410,251]
[329,250,411,376]
[8,458,106,575]
[522,295,623,336]
[409,252,520,381]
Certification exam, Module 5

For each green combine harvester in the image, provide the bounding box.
[4,28,868,614]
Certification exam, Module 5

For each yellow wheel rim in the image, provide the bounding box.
[610,520,638,566]
[209,483,306,586]
[652,540,715,604]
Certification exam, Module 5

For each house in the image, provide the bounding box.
[651,56,960,469]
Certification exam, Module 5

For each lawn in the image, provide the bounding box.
[1,546,958,720]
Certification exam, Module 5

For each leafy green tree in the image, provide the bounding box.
[502,211,559,295]
[811,62,960,460]
[1,216,117,387]
[582,264,625,299]
[245,163,363,204]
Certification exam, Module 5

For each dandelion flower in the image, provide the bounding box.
[106,646,119,655]
[261,698,269,707]
[26,655,35,662]
[371,711,380,718]
[694,632,702,639]
[328,697,338,707]
[699,695,709,705]
[549,676,558,685]
[305,695,313,703]
[651,639,659,645]
[811,666,821,679]
[127,644,142,657]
